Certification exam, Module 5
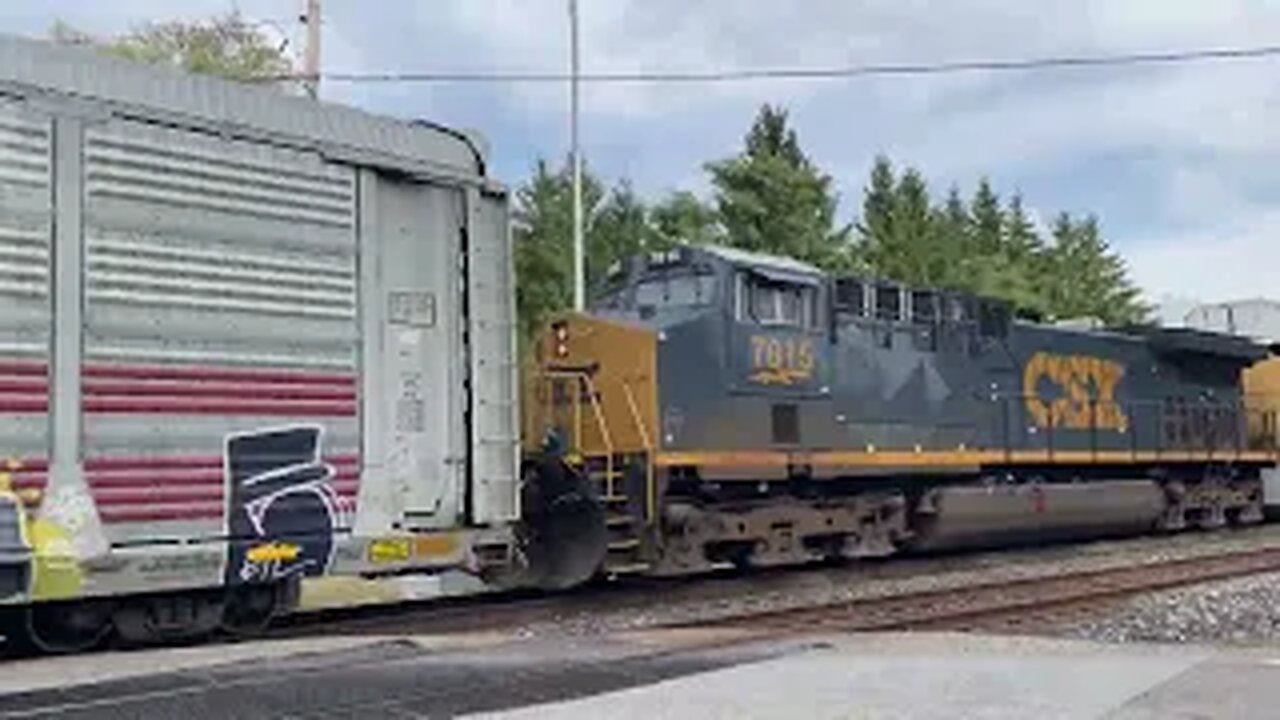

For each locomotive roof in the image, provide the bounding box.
[699,245,823,278]
[1132,326,1270,362]
[0,33,491,184]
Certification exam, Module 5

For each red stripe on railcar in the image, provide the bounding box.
[83,364,355,387]
[86,465,359,488]
[87,468,224,488]
[0,397,47,413]
[0,361,47,378]
[84,454,359,471]
[0,452,361,524]
[98,488,359,524]
[83,397,356,416]
[0,379,48,395]
[84,381,356,402]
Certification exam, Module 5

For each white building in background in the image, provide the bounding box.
[1184,299,1280,344]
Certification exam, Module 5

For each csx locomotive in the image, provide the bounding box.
[518,244,1279,588]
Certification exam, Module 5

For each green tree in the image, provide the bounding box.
[512,159,679,343]
[932,185,973,288]
[970,178,1004,256]
[591,181,656,279]
[1003,194,1042,264]
[851,158,1148,326]
[650,191,722,248]
[512,159,603,344]
[886,168,936,285]
[852,155,897,273]
[1042,213,1148,325]
[707,104,850,268]
[52,12,292,83]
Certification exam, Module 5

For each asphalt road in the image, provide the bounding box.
[0,633,780,719]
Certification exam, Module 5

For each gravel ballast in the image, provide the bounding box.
[1060,571,1280,646]
[483,525,1280,639]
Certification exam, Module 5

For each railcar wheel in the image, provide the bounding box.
[222,578,300,638]
[5,600,112,654]
[221,586,277,637]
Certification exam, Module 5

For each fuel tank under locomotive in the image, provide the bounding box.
[908,480,1169,552]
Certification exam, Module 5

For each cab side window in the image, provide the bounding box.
[737,273,815,328]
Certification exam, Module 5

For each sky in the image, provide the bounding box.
[3,0,1279,323]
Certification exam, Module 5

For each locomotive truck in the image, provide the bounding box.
[0,33,1276,652]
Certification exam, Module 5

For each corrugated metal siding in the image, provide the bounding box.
[82,119,359,541]
[0,34,482,180]
[0,101,50,470]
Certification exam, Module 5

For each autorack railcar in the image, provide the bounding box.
[0,34,520,650]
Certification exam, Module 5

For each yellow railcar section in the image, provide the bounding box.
[1246,356,1280,448]
[521,313,659,459]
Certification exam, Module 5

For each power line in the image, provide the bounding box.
[275,43,1280,84]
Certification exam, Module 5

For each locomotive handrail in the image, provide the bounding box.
[536,368,617,496]
[620,381,657,524]
[985,391,1273,462]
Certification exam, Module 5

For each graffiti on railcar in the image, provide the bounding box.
[224,425,343,585]
[0,458,89,601]
[1022,351,1129,432]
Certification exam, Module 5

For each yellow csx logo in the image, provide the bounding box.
[749,336,815,386]
[1022,351,1128,432]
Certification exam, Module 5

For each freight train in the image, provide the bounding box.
[0,34,1275,653]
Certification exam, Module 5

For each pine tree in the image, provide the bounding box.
[1003,194,1041,264]
[997,193,1049,316]
[970,178,1003,256]
[887,168,935,285]
[1042,214,1147,326]
[930,185,972,289]
[707,104,851,269]
[854,155,897,276]
[859,156,896,247]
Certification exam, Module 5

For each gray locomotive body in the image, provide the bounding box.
[526,245,1276,578]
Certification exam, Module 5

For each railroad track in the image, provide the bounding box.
[279,536,1280,643]
[671,545,1280,639]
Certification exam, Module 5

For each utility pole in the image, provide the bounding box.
[569,0,584,311]
[302,0,321,99]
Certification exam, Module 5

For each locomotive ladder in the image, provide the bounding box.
[542,369,653,577]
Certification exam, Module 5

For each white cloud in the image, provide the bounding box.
[9,0,1280,302]
[1127,206,1280,303]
